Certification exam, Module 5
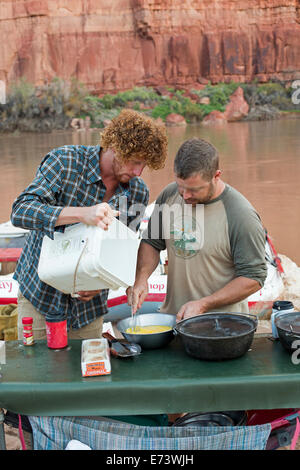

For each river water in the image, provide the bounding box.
[0,118,300,263]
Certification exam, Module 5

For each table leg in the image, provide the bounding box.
[0,408,6,450]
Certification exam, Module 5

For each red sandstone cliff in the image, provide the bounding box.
[0,0,299,93]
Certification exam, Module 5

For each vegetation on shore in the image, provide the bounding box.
[0,77,299,133]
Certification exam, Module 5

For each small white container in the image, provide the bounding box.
[81,338,111,377]
[38,220,139,294]
[271,301,294,339]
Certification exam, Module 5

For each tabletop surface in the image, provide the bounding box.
[1,336,300,416]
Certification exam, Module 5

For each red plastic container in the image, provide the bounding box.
[45,319,68,349]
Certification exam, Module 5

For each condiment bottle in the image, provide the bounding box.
[22,317,34,346]
[45,312,68,349]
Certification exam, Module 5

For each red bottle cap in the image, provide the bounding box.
[22,317,33,325]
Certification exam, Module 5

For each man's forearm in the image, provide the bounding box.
[202,276,261,311]
[177,276,261,320]
[11,198,63,238]
[135,241,161,282]
[55,206,86,227]
[55,203,119,229]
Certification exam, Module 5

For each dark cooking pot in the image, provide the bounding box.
[174,312,257,361]
[275,311,300,352]
[172,410,247,427]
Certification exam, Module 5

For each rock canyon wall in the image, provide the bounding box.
[0,0,300,93]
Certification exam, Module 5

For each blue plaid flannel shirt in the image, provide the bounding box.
[11,145,149,329]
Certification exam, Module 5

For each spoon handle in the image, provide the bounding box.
[102,332,132,351]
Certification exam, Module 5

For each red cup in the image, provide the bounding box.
[46,319,68,349]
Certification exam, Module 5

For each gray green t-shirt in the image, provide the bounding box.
[142,182,267,314]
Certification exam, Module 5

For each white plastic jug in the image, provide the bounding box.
[38,220,139,294]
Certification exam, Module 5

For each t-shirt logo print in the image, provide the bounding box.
[170,214,203,259]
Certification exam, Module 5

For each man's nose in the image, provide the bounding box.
[183,189,192,199]
[133,163,145,176]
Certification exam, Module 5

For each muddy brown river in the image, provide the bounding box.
[0,118,300,263]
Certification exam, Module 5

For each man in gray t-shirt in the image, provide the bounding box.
[128,138,267,321]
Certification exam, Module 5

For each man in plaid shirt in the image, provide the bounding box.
[11,109,168,341]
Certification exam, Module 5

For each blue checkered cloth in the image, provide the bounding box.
[28,416,271,450]
[11,145,149,329]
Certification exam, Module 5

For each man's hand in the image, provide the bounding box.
[125,242,160,314]
[73,290,102,302]
[81,203,119,230]
[56,203,119,230]
[126,280,149,315]
[176,299,208,322]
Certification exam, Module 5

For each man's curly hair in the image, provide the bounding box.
[100,109,168,170]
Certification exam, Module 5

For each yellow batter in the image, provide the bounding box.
[125,325,172,334]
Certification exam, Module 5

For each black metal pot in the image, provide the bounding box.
[172,410,247,427]
[275,312,300,352]
[174,312,257,361]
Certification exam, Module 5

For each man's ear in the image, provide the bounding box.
[215,169,222,180]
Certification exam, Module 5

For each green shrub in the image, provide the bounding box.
[117,86,158,103]
[198,103,220,117]
[100,93,116,109]
[99,87,159,109]
[182,101,205,122]
[191,82,240,111]
[151,100,182,120]
[8,77,35,102]
[91,108,120,128]
[240,81,297,109]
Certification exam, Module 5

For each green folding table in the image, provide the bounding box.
[1,335,300,448]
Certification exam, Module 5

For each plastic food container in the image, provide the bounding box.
[38,220,139,294]
[45,317,68,349]
[81,338,111,377]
